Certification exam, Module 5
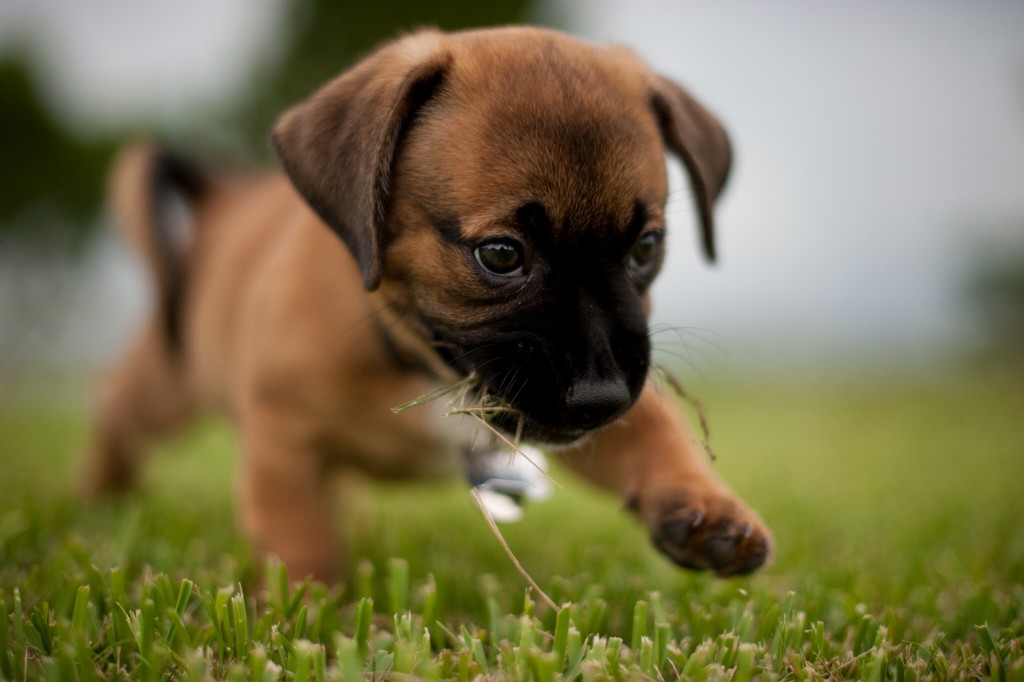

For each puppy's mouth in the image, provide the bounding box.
[486,408,593,447]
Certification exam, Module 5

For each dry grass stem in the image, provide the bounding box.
[470,488,557,612]
[391,372,480,414]
[654,365,716,462]
[457,410,563,490]
[394,372,562,490]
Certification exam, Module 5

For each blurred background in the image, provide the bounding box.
[1,0,1023,399]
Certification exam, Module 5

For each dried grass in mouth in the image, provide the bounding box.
[392,372,561,488]
[393,366,715,466]
[447,407,563,490]
[390,372,482,414]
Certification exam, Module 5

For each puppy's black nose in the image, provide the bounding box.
[565,378,631,430]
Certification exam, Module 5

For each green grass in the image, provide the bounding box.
[1,373,1022,679]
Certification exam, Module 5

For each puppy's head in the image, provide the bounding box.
[272,27,731,444]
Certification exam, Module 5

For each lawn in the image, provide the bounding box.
[0,371,1022,679]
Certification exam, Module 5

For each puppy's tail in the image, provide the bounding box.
[107,141,209,354]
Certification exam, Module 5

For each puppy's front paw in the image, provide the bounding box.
[637,489,773,577]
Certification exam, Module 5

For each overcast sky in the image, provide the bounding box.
[2,0,1022,375]
[548,0,1024,372]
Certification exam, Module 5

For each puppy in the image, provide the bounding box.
[84,26,772,581]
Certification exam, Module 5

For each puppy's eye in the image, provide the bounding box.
[475,239,524,276]
[629,232,661,268]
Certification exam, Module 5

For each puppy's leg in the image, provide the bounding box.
[238,403,341,583]
[559,384,772,576]
[82,318,195,494]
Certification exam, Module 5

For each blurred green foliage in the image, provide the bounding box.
[0,0,534,241]
[0,59,116,241]
[968,242,1024,366]
[237,0,535,155]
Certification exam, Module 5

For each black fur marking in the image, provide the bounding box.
[432,216,464,245]
[514,202,551,234]
[626,201,648,243]
[149,151,208,357]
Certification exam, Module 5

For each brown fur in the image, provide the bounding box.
[84,27,771,581]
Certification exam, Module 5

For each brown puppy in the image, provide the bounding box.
[84,26,772,581]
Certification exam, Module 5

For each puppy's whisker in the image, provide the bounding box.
[651,347,711,384]
[650,325,728,379]
[652,351,705,384]
[652,325,727,355]
[508,375,530,411]
[650,336,701,374]
[498,365,523,401]
[663,203,694,217]
[464,356,506,378]
[654,336,718,375]
[442,342,502,367]
[492,367,514,397]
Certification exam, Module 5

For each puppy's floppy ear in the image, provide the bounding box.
[650,77,732,262]
[271,31,451,290]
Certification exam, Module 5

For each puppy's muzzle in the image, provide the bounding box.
[458,339,645,444]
